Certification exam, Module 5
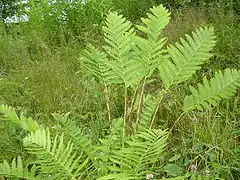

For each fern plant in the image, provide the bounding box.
[80,3,240,178]
[81,4,240,132]
[0,4,240,180]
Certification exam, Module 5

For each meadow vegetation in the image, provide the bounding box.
[0,0,239,179]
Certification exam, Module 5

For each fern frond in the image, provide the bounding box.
[136,5,170,41]
[183,68,240,111]
[0,105,40,132]
[108,128,167,176]
[137,94,158,130]
[52,113,96,163]
[97,173,138,180]
[24,128,89,179]
[159,27,216,89]
[103,12,143,87]
[0,156,37,179]
[97,118,125,160]
[81,44,114,84]
[133,36,167,76]
[134,5,170,75]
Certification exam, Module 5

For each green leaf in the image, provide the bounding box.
[134,5,170,76]
[0,105,40,132]
[24,128,88,179]
[159,27,216,89]
[136,5,170,41]
[163,164,183,177]
[103,11,143,87]
[0,156,38,179]
[183,68,240,111]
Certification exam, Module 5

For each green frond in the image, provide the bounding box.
[159,27,216,89]
[52,113,96,163]
[103,12,143,87]
[134,5,170,76]
[97,118,125,159]
[107,128,167,176]
[136,5,170,41]
[183,68,240,111]
[161,176,185,180]
[133,35,167,76]
[97,173,138,180]
[81,44,113,84]
[0,105,40,132]
[0,156,37,179]
[23,128,89,179]
[138,94,158,130]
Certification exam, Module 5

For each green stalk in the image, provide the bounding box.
[104,84,111,128]
[136,77,147,128]
[128,86,140,134]
[150,90,167,129]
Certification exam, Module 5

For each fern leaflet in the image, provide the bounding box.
[134,5,170,75]
[137,94,158,130]
[136,5,170,41]
[53,113,96,163]
[159,27,216,89]
[0,156,38,179]
[183,68,240,111]
[105,128,167,178]
[0,105,40,132]
[81,44,113,84]
[24,128,89,179]
[103,12,143,87]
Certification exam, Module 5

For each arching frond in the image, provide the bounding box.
[103,12,143,87]
[53,113,96,163]
[24,128,89,179]
[159,27,216,89]
[0,156,37,179]
[0,105,40,132]
[183,68,240,111]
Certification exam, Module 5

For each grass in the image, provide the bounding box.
[0,2,239,179]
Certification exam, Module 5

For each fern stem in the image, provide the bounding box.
[123,87,128,137]
[128,87,140,134]
[136,77,147,128]
[169,112,185,134]
[150,90,167,129]
[104,84,111,128]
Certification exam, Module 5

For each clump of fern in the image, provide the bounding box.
[0,4,240,180]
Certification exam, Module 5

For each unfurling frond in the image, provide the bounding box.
[0,105,40,132]
[0,156,37,179]
[103,12,143,87]
[183,68,240,111]
[159,27,216,89]
[24,128,89,179]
